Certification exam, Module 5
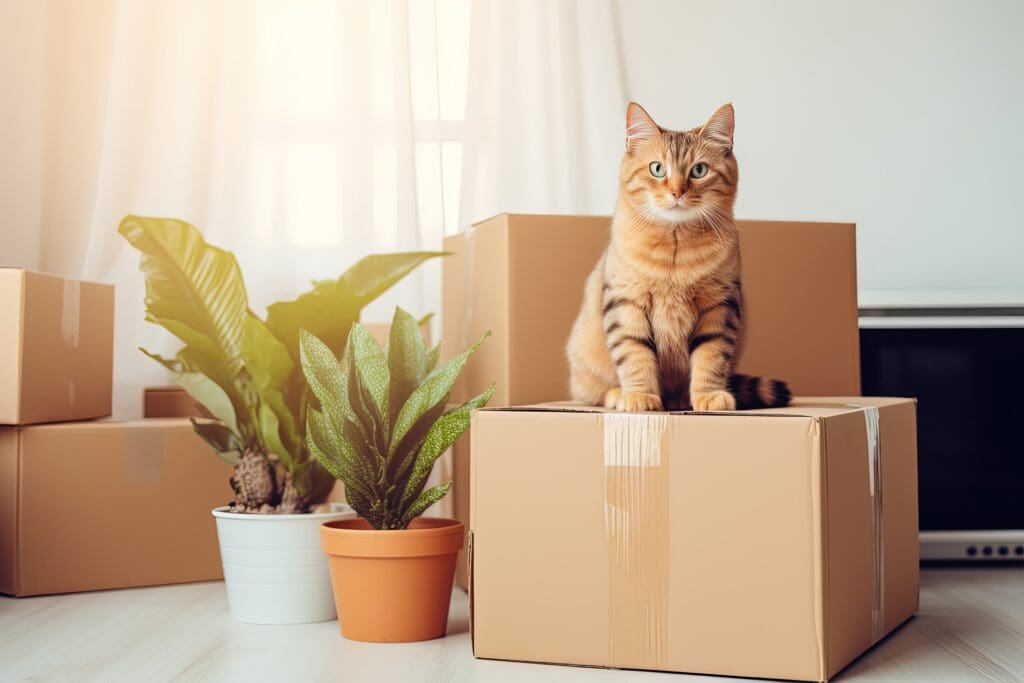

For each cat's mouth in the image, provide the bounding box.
[652,201,700,224]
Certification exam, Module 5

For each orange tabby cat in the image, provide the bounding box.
[566,102,790,412]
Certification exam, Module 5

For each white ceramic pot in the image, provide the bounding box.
[212,503,356,624]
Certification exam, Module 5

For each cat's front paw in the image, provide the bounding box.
[603,387,622,409]
[691,390,736,412]
[616,392,664,412]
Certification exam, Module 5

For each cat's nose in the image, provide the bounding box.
[670,188,683,199]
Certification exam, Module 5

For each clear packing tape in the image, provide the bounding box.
[600,407,887,669]
[862,405,885,643]
[121,425,166,485]
[602,413,669,669]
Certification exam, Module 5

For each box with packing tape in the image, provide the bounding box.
[0,268,114,425]
[0,419,233,596]
[470,397,919,682]
[443,213,862,587]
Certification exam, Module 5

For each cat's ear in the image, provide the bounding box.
[700,103,734,147]
[626,102,659,152]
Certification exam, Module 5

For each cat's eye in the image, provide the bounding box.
[690,162,709,179]
[649,161,666,178]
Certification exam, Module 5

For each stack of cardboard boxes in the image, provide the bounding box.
[1,214,917,680]
[442,215,919,681]
[0,269,232,597]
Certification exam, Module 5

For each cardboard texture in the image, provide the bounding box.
[143,386,210,418]
[0,419,234,596]
[0,269,114,425]
[443,213,861,586]
[469,397,919,682]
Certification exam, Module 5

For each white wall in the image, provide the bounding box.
[619,0,1024,300]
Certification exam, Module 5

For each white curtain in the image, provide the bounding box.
[0,0,627,418]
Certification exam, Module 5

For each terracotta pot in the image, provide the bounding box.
[320,517,464,642]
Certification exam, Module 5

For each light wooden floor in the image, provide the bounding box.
[1,567,1021,682]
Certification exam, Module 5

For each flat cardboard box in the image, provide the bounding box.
[143,386,211,418]
[443,214,861,586]
[0,269,114,425]
[0,419,234,596]
[470,397,919,682]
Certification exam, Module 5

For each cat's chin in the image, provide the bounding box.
[651,205,702,226]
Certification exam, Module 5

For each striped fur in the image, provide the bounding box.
[566,102,790,412]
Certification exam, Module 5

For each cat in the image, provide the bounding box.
[566,102,790,412]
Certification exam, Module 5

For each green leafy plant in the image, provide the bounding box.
[119,215,443,513]
[300,307,493,529]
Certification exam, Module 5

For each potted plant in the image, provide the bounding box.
[120,215,442,624]
[300,306,492,642]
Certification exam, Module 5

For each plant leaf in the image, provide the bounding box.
[289,459,337,507]
[266,252,444,364]
[139,348,182,373]
[389,330,490,458]
[299,329,347,414]
[241,314,293,392]
[337,252,448,309]
[424,343,441,375]
[398,482,452,528]
[190,418,241,466]
[306,435,371,518]
[173,371,239,435]
[306,410,375,501]
[347,323,390,437]
[399,383,494,507]
[257,402,293,470]
[119,215,248,377]
[387,307,428,422]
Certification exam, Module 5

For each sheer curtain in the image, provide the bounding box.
[0,0,627,418]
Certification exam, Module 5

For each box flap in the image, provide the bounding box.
[478,397,913,420]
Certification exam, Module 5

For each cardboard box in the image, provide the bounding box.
[470,397,919,682]
[0,269,114,425]
[0,419,233,596]
[143,386,211,418]
[443,214,861,586]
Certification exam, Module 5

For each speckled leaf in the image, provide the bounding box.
[399,383,494,507]
[347,323,390,435]
[387,307,428,422]
[306,409,375,502]
[389,331,490,458]
[424,343,441,375]
[299,329,346,415]
[399,482,452,528]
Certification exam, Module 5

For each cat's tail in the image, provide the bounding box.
[727,374,791,409]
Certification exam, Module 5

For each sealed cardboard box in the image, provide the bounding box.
[0,268,114,425]
[470,397,919,682]
[0,419,233,596]
[443,213,861,586]
[143,386,210,418]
